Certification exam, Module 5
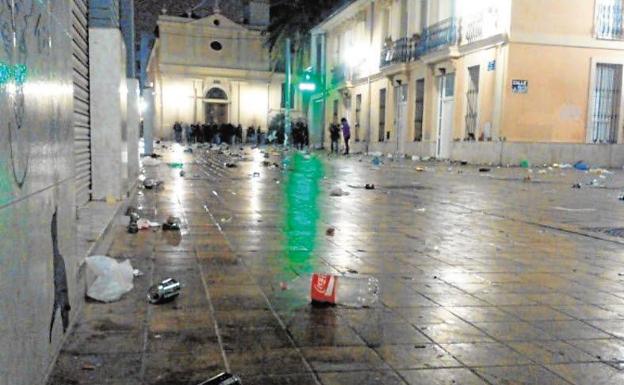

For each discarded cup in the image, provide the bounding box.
[225,162,238,168]
[365,184,375,190]
[128,220,139,234]
[309,273,379,307]
[197,373,242,385]
[147,278,181,304]
[520,160,530,169]
[162,216,181,231]
[574,161,590,171]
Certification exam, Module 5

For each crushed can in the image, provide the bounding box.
[197,373,242,385]
[148,278,181,304]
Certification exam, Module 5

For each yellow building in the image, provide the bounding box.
[309,0,624,166]
[147,1,285,139]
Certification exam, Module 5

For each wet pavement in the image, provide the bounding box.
[49,144,624,385]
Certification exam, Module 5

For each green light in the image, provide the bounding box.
[298,82,316,92]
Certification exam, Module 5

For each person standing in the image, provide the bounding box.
[173,121,182,143]
[341,117,351,155]
[330,123,340,154]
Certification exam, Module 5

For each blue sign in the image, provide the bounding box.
[487,60,496,71]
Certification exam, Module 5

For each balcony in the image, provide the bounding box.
[331,63,348,85]
[595,0,624,40]
[462,7,501,45]
[417,17,459,56]
[380,36,421,69]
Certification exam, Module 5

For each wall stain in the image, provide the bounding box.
[49,208,70,343]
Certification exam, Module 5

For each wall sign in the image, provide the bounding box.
[512,80,528,94]
[487,60,496,71]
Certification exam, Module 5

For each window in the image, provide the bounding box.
[210,41,223,51]
[595,0,624,40]
[206,87,228,100]
[316,39,323,73]
[414,78,424,141]
[444,73,455,97]
[379,88,386,142]
[465,66,480,140]
[591,63,622,143]
[355,94,362,142]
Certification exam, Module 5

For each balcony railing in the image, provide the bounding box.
[417,17,459,56]
[596,0,624,40]
[462,7,500,45]
[380,36,421,68]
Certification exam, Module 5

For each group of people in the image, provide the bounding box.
[330,118,351,155]
[172,122,243,145]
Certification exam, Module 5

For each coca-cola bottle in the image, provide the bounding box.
[308,273,380,307]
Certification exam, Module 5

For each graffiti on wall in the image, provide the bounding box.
[49,209,70,343]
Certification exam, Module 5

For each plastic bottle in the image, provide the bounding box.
[308,273,380,307]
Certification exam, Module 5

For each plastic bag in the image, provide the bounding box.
[85,256,134,303]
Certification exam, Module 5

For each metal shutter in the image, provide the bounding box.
[72,0,92,205]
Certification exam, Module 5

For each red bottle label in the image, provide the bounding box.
[310,274,337,304]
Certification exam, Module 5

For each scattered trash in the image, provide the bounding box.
[411,156,420,161]
[184,148,193,153]
[162,216,181,231]
[143,178,162,190]
[180,170,186,177]
[422,156,431,161]
[147,278,181,304]
[262,160,271,167]
[221,217,232,223]
[167,162,184,169]
[589,179,605,188]
[326,227,335,236]
[572,183,582,189]
[224,162,238,168]
[372,157,382,166]
[133,269,143,277]
[330,187,350,197]
[523,175,532,182]
[125,206,139,217]
[197,372,242,385]
[478,167,491,173]
[128,219,139,234]
[309,273,379,307]
[415,208,427,213]
[137,218,160,230]
[280,281,288,290]
[85,256,135,303]
[416,167,425,172]
[365,184,375,190]
[81,364,97,371]
[387,153,393,159]
[460,161,468,166]
[574,161,590,171]
[537,169,548,174]
[618,193,624,201]
[252,172,261,178]
[520,160,530,169]
[414,345,427,349]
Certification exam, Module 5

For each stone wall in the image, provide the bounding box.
[0,2,79,385]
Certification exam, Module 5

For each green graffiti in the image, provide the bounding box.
[280,152,324,275]
[0,62,28,86]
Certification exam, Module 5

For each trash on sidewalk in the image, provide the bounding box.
[460,160,468,166]
[365,184,375,190]
[572,183,582,189]
[411,155,420,161]
[309,273,379,307]
[137,218,160,230]
[162,216,181,231]
[416,167,425,172]
[197,372,242,385]
[326,227,335,236]
[180,170,186,177]
[128,219,139,234]
[252,172,260,178]
[85,256,135,303]
[184,148,193,153]
[224,162,238,168]
[479,167,491,173]
[372,157,382,166]
[220,217,232,223]
[147,278,181,304]
[618,193,624,201]
[330,187,350,197]
[574,161,590,171]
[167,162,184,169]
[520,160,530,169]
[589,179,605,188]
[143,178,163,190]
[133,269,143,277]
[415,208,427,213]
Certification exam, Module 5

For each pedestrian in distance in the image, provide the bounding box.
[330,123,340,154]
[341,117,351,155]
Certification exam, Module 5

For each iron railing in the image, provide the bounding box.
[380,36,421,68]
[596,0,624,40]
[417,17,459,56]
[462,7,500,44]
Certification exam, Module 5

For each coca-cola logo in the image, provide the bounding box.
[314,274,329,292]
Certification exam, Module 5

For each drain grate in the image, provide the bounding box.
[583,227,624,238]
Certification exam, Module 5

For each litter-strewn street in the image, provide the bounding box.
[49,144,624,385]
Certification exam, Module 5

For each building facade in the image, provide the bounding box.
[309,0,624,166]
[147,0,286,139]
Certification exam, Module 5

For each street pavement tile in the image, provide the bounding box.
[547,363,624,385]
[319,370,407,385]
[474,366,571,385]
[473,321,555,341]
[565,339,624,367]
[226,348,310,376]
[375,344,462,370]
[532,320,611,340]
[500,305,573,321]
[301,346,392,372]
[62,331,144,354]
[508,341,596,364]
[49,353,142,385]
[585,320,624,338]
[220,325,293,351]
[351,321,431,346]
[476,293,539,306]
[143,352,224,384]
[440,343,531,367]
[399,368,488,385]
[446,306,517,323]
[288,323,366,347]
[419,320,494,343]
[243,373,320,385]
[553,305,623,320]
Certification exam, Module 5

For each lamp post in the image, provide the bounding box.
[284,38,292,147]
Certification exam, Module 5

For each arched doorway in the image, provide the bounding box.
[204,87,229,124]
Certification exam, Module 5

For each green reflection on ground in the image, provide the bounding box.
[280,152,324,275]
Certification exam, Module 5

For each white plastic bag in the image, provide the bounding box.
[85,256,134,303]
